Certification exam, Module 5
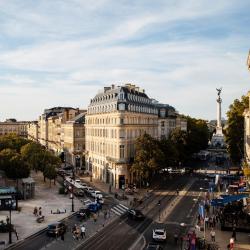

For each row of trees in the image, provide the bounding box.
[131,116,209,182]
[224,95,249,165]
[0,134,61,189]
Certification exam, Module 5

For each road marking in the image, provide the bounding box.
[110,204,128,216]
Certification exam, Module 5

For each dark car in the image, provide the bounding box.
[127,209,145,220]
[47,222,66,237]
[76,208,91,220]
[75,190,85,197]
[146,243,163,250]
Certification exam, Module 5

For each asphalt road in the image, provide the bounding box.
[77,174,191,250]
[143,176,210,250]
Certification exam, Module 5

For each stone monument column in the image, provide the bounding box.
[216,88,223,135]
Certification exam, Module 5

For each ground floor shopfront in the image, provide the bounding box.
[85,157,133,189]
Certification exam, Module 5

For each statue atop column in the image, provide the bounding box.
[216,87,222,133]
[210,87,225,148]
[216,87,222,98]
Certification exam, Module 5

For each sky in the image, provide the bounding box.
[0,0,250,121]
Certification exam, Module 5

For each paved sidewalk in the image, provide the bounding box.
[0,171,82,247]
[203,225,250,250]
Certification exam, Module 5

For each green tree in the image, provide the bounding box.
[20,142,46,172]
[169,128,188,165]
[159,138,178,167]
[43,164,57,187]
[5,154,30,207]
[131,133,164,186]
[0,148,17,171]
[186,117,209,155]
[225,95,249,164]
[0,134,29,152]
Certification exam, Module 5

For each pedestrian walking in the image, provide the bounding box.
[210,228,215,242]
[6,216,10,225]
[174,232,178,245]
[61,233,64,241]
[75,226,80,240]
[205,216,209,228]
[209,217,213,228]
[229,237,234,249]
[14,228,19,240]
[232,227,237,241]
[38,207,42,216]
[93,213,97,222]
[80,225,86,239]
[33,207,38,216]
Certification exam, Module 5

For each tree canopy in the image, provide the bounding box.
[225,95,249,164]
[0,134,30,152]
[131,133,164,180]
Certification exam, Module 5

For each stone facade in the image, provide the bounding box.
[85,84,187,188]
[27,107,86,168]
[0,119,29,137]
[27,122,39,141]
[156,103,187,140]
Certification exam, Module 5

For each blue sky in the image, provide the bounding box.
[0,0,250,121]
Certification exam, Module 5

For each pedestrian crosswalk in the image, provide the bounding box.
[111,203,129,216]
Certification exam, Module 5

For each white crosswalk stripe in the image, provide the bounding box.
[111,204,129,216]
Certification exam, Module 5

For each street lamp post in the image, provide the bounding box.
[158,200,161,221]
[69,186,74,212]
[8,200,12,244]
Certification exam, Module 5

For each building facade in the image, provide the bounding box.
[0,119,29,137]
[27,107,86,168]
[27,121,39,141]
[156,103,187,140]
[85,84,187,189]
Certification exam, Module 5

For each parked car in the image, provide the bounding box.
[63,166,73,171]
[76,208,91,219]
[87,202,102,213]
[146,243,163,250]
[96,196,104,204]
[127,209,145,220]
[75,190,85,197]
[47,222,66,237]
[91,190,102,198]
[79,183,88,189]
[81,199,93,208]
[57,169,66,176]
[74,179,81,184]
[152,228,166,242]
[85,187,95,196]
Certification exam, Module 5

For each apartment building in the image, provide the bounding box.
[27,107,86,168]
[156,103,187,140]
[63,113,85,169]
[0,119,29,137]
[85,84,186,189]
[27,121,39,141]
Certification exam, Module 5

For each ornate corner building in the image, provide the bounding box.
[85,84,187,189]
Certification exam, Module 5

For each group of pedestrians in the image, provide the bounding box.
[33,206,42,216]
[72,224,86,240]
[204,214,218,229]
